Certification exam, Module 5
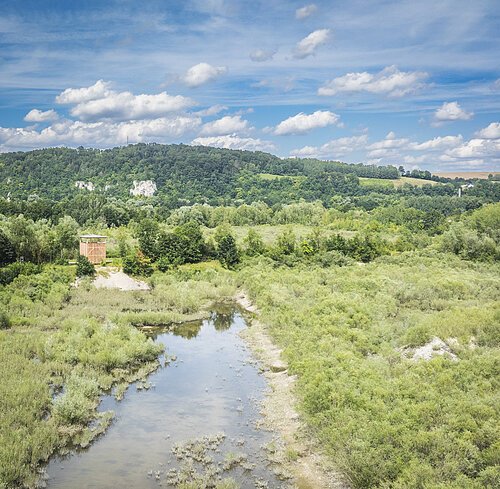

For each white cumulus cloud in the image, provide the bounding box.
[56,80,112,104]
[54,81,195,122]
[441,138,500,162]
[295,4,317,20]
[290,135,368,158]
[24,109,59,122]
[438,122,500,166]
[69,91,194,122]
[191,134,275,152]
[433,102,473,124]
[293,29,330,59]
[409,135,463,151]
[183,62,227,87]
[199,115,250,136]
[273,110,340,136]
[475,122,500,139]
[318,66,428,97]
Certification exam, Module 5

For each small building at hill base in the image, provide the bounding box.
[79,234,107,264]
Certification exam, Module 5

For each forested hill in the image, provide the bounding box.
[2,143,499,226]
[0,143,400,201]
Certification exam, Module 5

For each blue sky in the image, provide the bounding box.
[1,0,499,171]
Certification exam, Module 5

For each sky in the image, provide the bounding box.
[0,0,499,171]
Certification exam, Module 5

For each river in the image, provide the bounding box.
[45,306,287,488]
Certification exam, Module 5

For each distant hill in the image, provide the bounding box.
[433,171,500,180]
[0,143,400,202]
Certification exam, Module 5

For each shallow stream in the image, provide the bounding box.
[45,307,286,488]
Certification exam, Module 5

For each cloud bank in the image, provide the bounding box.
[319,66,428,97]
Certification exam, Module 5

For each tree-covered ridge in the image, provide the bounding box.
[0,143,400,201]
[1,143,499,228]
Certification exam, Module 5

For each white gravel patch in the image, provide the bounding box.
[93,270,150,291]
[404,337,458,362]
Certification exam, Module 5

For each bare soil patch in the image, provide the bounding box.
[93,268,150,291]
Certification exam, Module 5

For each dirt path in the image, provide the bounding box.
[235,292,349,489]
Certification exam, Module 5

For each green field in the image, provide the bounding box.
[360,176,441,188]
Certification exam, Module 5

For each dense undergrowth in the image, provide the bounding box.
[240,254,499,488]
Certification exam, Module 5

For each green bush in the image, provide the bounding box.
[123,250,153,276]
[0,229,16,266]
[76,254,96,277]
[215,229,240,269]
[0,261,42,286]
[440,222,498,261]
[0,310,10,329]
[243,229,266,256]
[52,391,95,425]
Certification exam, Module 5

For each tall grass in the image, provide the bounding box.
[0,262,236,488]
[239,252,500,488]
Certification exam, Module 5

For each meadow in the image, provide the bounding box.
[359,176,441,188]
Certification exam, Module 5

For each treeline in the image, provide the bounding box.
[0,144,404,201]
[2,144,499,227]
[2,202,497,284]
[0,143,448,202]
[1,181,497,228]
[123,218,389,275]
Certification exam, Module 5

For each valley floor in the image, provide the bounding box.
[1,252,499,488]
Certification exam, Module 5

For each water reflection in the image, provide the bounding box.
[169,319,203,339]
[212,306,236,332]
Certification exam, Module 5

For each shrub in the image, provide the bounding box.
[174,221,205,263]
[216,233,240,269]
[76,255,96,277]
[275,228,296,255]
[52,373,100,425]
[156,256,172,272]
[0,261,42,286]
[0,310,10,329]
[0,229,16,266]
[325,233,387,262]
[243,229,266,256]
[156,232,185,266]
[123,250,153,276]
[439,222,498,261]
[52,391,95,425]
[136,218,160,259]
[314,250,354,267]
